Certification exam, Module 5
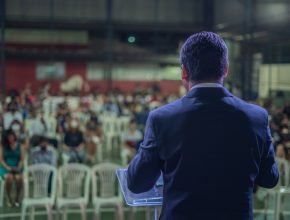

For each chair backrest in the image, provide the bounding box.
[116,116,131,134]
[102,116,119,134]
[24,164,57,200]
[276,157,289,187]
[58,163,90,199]
[92,162,120,198]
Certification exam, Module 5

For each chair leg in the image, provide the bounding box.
[21,204,27,220]
[62,207,67,220]
[275,191,282,220]
[80,204,86,220]
[0,180,4,207]
[116,203,123,220]
[107,137,112,158]
[46,205,53,220]
[30,207,35,220]
[145,207,150,220]
[128,207,136,220]
[94,205,100,220]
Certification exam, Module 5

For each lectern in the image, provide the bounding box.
[116,169,163,220]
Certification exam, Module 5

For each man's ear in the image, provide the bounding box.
[223,66,229,78]
[181,64,189,82]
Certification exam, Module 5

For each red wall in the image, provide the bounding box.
[5,59,181,95]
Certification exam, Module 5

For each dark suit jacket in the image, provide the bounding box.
[127,87,279,220]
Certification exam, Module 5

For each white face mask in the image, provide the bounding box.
[92,136,100,144]
[11,124,21,131]
[70,120,78,128]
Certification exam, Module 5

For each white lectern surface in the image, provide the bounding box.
[116,169,163,207]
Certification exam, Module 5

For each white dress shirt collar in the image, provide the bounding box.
[190,83,222,90]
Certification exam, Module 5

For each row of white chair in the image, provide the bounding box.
[254,157,290,220]
[20,162,123,220]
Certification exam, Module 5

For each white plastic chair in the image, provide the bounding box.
[116,116,131,134]
[0,176,4,207]
[57,163,91,220]
[21,164,57,220]
[269,157,290,220]
[91,162,123,220]
[255,157,290,220]
[102,116,121,157]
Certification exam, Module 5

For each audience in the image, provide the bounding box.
[0,84,290,209]
[0,129,24,207]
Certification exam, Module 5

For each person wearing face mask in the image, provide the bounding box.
[31,136,57,195]
[28,110,48,138]
[62,119,85,163]
[31,136,57,166]
[28,109,58,148]
[9,120,26,145]
[3,102,23,130]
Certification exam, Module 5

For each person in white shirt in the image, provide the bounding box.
[3,103,23,130]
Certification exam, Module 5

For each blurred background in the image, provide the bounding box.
[0,0,290,219]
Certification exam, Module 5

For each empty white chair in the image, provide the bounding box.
[57,163,90,220]
[0,176,4,207]
[21,164,57,220]
[116,116,131,134]
[102,116,122,158]
[91,162,123,220]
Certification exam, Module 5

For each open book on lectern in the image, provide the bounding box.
[116,169,163,207]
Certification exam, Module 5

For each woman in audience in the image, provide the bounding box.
[0,129,25,207]
[122,119,143,162]
[84,120,103,165]
[276,143,288,160]
[63,119,85,163]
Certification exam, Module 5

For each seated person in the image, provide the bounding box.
[3,102,23,130]
[32,136,57,166]
[84,120,103,165]
[63,119,85,163]
[28,110,58,148]
[122,119,143,162]
[32,136,57,194]
[0,129,24,207]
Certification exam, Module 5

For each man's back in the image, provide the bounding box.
[127,87,279,220]
[127,32,278,220]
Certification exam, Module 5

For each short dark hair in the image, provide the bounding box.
[180,31,228,81]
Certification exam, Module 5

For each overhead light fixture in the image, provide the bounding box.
[128,36,136,44]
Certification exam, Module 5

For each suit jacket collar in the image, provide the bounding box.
[185,86,233,99]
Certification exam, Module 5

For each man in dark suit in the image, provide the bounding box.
[127,32,279,220]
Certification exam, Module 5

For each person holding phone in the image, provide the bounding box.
[0,129,25,207]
